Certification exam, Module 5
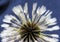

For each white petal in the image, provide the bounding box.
[32,3,37,14]
[3,15,19,23]
[1,38,9,42]
[3,15,12,23]
[44,10,50,16]
[1,24,9,28]
[13,5,27,24]
[37,5,46,15]
[9,40,15,42]
[32,3,37,22]
[37,7,40,14]
[38,25,47,30]
[11,23,20,28]
[16,35,21,40]
[19,13,27,24]
[45,12,51,20]
[37,10,51,25]
[48,22,57,26]
[50,34,59,38]
[44,11,52,24]
[26,14,31,22]
[42,36,59,42]
[2,36,17,42]
[46,18,57,24]
[33,14,39,23]
[32,13,36,22]
[3,19,11,23]
[4,15,12,20]
[24,3,28,14]
[35,40,38,42]
[3,27,13,30]
[0,29,19,38]
[49,18,57,23]
[19,39,23,42]
[24,3,31,22]
[34,5,46,23]
[2,19,11,23]
[46,11,52,17]
[10,15,21,25]
[12,5,23,16]
[38,15,45,24]
[46,26,60,31]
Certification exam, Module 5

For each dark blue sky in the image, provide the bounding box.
[0,0,60,42]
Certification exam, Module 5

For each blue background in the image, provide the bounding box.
[0,0,60,42]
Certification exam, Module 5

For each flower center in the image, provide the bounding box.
[19,22,40,42]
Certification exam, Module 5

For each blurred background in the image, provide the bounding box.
[0,0,60,42]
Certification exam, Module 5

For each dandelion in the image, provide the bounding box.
[0,3,60,42]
